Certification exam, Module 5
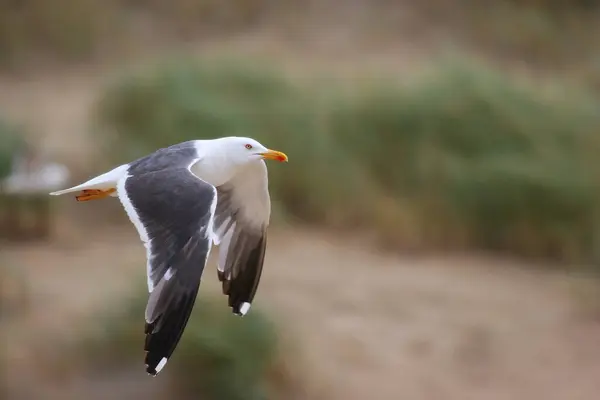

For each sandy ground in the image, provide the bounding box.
[2,35,600,400]
[4,225,600,400]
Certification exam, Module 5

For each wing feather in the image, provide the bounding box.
[115,166,217,376]
[212,162,271,316]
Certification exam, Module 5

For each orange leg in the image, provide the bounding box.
[75,188,117,202]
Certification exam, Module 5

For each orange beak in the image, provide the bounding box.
[260,149,288,162]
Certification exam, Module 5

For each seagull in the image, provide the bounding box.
[49,136,288,376]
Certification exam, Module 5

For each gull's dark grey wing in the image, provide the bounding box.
[212,162,271,316]
[115,163,217,376]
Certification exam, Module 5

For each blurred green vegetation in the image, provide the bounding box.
[77,285,287,400]
[330,61,600,259]
[96,57,600,264]
[0,119,25,180]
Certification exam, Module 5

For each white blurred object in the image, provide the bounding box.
[1,145,70,195]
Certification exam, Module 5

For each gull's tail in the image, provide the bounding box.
[49,164,128,196]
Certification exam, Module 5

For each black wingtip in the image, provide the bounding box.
[143,287,198,378]
[231,301,252,317]
[145,354,169,377]
[146,364,158,376]
[223,235,266,316]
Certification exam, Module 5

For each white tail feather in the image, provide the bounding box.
[49,164,129,196]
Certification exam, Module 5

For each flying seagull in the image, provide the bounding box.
[49,136,288,376]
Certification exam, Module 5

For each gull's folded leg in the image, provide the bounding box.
[75,188,116,202]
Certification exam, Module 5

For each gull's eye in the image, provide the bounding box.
[245,144,253,150]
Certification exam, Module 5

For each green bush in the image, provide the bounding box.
[0,120,25,180]
[78,284,282,400]
[330,61,600,259]
[96,57,600,263]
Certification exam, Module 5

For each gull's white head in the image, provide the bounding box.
[217,136,288,165]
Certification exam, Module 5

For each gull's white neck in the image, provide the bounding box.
[189,139,248,187]
[189,139,271,225]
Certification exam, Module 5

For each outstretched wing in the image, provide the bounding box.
[115,165,217,376]
[212,161,271,316]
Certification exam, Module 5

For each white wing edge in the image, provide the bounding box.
[115,174,155,293]
[113,158,216,294]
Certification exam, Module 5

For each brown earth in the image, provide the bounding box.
[2,35,600,400]
[5,224,600,400]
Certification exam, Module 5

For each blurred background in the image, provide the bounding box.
[2,1,600,399]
